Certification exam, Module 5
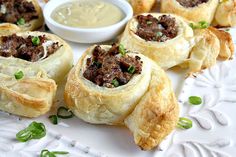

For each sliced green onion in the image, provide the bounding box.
[177,117,193,129]
[189,21,209,29]
[119,44,126,56]
[32,36,40,46]
[147,21,152,25]
[16,18,25,25]
[156,31,163,37]
[112,79,119,87]
[14,70,24,80]
[189,96,202,105]
[40,149,69,157]
[57,107,74,119]
[128,65,135,74]
[16,121,46,142]
[49,115,58,125]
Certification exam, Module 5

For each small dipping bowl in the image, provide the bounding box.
[43,0,133,43]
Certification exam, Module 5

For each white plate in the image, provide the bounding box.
[1,1,236,157]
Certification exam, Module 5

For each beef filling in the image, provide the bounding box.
[83,44,143,88]
[176,0,209,8]
[0,34,61,62]
[136,14,178,42]
[0,0,38,24]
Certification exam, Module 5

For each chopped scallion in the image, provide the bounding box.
[177,117,193,129]
[14,70,24,80]
[189,96,202,105]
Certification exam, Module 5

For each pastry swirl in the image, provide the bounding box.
[0,0,44,34]
[160,0,219,24]
[64,44,179,150]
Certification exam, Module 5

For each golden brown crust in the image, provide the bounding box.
[128,0,156,14]
[119,13,195,70]
[64,45,179,150]
[0,0,44,34]
[213,0,236,27]
[160,0,219,24]
[0,73,57,118]
[208,27,235,60]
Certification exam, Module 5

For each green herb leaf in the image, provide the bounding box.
[112,79,119,87]
[16,18,25,25]
[40,149,69,157]
[177,117,193,129]
[119,44,126,56]
[14,70,24,80]
[189,96,202,105]
[147,21,152,25]
[189,21,209,29]
[49,115,58,125]
[128,65,135,74]
[57,107,74,119]
[32,36,40,46]
[156,31,163,37]
[16,121,46,142]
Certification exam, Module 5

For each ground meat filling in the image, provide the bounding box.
[136,14,178,42]
[0,34,61,62]
[176,0,209,8]
[0,0,38,24]
[83,44,143,88]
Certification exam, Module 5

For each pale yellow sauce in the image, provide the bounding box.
[51,0,125,28]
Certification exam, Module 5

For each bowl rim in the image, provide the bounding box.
[43,0,133,32]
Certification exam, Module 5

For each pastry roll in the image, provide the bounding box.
[0,31,74,83]
[119,13,195,70]
[160,0,219,24]
[128,0,156,14]
[64,44,179,150]
[0,0,44,33]
[0,72,57,118]
[213,0,236,27]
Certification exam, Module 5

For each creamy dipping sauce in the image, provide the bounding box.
[51,0,125,28]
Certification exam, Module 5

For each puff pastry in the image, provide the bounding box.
[213,0,236,27]
[64,44,179,150]
[128,0,156,14]
[119,13,234,74]
[160,0,219,24]
[119,13,195,70]
[0,31,74,83]
[0,0,44,33]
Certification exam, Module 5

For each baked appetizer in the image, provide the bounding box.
[0,31,73,83]
[128,0,156,14]
[213,0,236,27]
[64,44,179,150]
[119,13,234,73]
[120,13,195,70]
[0,0,44,34]
[160,0,219,24]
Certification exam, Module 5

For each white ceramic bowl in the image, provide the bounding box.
[43,0,133,43]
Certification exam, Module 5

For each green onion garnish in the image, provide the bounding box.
[16,121,46,142]
[40,149,69,157]
[156,31,163,37]
[128,65,135,74]
[112,79,119,87]
[119,44,126,56]
[32,36,40,46]
[147,21,152,25]
[57,107,74,119]
[16,18,25,25]
[14,70,24,80]
[49,115,58,125]
[177,117,193,129]
[189,96,202,105]
[189,21,209,29]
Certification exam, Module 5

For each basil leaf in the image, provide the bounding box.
[189,96,202,105]
[57,107,74,119]
[16,121,46,142]
[177,117,193,129]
